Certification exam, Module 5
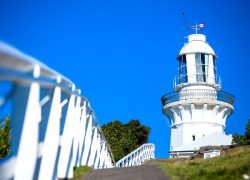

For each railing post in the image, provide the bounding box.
[145,146,148,160]
[69,95,82,171]
[0,65,41,179]
[101,145,106,168]
[57,90,76,179]
[103,148,107,168]
[104,148,109,168]
[81,113,93,165]
[11,66,41,180]
[136,151,139,165]
[37,81,62,180]
[88,127,98,167]
[104,145,108,168]
[125,158,128,167]
[131,155,135,166]
[98,142,105,169]
[106,152,110,168]
[78,101,87,166]
[94,133,101,169]
[142,147,145,162]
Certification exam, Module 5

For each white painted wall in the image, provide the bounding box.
[168,103,231,150]
[170,125,183,148]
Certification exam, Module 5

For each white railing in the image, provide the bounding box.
[0,41,115,180]
[173,74,222,89]
[115,143,155,168]
[161,89,234,107]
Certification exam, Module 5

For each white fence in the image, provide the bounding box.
[116,143,155,167]
[0,42,114,179]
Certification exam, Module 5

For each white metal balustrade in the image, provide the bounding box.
[115,143,155,168]
[173,74,222,89]
[161,89,234,107]
[0,42,115,180]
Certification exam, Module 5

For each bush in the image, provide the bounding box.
[0,116,11,159]
[232,119,250,146]
[102,119,150,162]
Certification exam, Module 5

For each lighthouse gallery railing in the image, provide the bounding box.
[161,89,234,107]
[0,41,114,180]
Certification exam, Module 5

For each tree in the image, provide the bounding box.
[232,133,247,146]
[232,119,250,146]
[0,116,11,159]
[102,119,150,162]
[245,119,250,145]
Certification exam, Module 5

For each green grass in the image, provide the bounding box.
[159,146,250,180]
[72,166,92,180]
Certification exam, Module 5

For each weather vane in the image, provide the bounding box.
[190,22,205,34]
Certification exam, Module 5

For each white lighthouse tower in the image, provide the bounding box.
[161,26,234,158]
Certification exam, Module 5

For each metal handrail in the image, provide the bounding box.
[0,42,73,87]
[161,89,234,107]
[115,143,155,168]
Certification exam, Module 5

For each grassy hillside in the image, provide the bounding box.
[159,146,250,180]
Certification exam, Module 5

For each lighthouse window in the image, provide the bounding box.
[195,53,209,82]
[213,57,217,76]
[204,54,209,81]
[192,135,195,141]
[178,55,188,83]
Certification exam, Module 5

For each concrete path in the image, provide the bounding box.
[83,160,169,180]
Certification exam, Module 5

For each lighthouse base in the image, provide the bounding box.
[169,132,232,158]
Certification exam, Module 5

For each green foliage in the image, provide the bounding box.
[232,133,247,146]
[0,116,11,159]
[73,166,92,180]
[232,119,250,146]
[245,119,250,144]
[159,146,250,180]
[102,119,150,162]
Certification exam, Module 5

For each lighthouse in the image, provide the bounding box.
[161,26,234,158]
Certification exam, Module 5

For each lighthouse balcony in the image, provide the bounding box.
[173,74,222,91]
[161,89,234,107]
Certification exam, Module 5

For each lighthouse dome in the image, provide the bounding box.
[178,34,216,57]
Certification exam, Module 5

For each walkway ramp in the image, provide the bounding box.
[83,160,168,180]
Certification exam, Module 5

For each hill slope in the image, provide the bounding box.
[159,146,250,180]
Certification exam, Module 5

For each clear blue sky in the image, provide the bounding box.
[0,0,250,158]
